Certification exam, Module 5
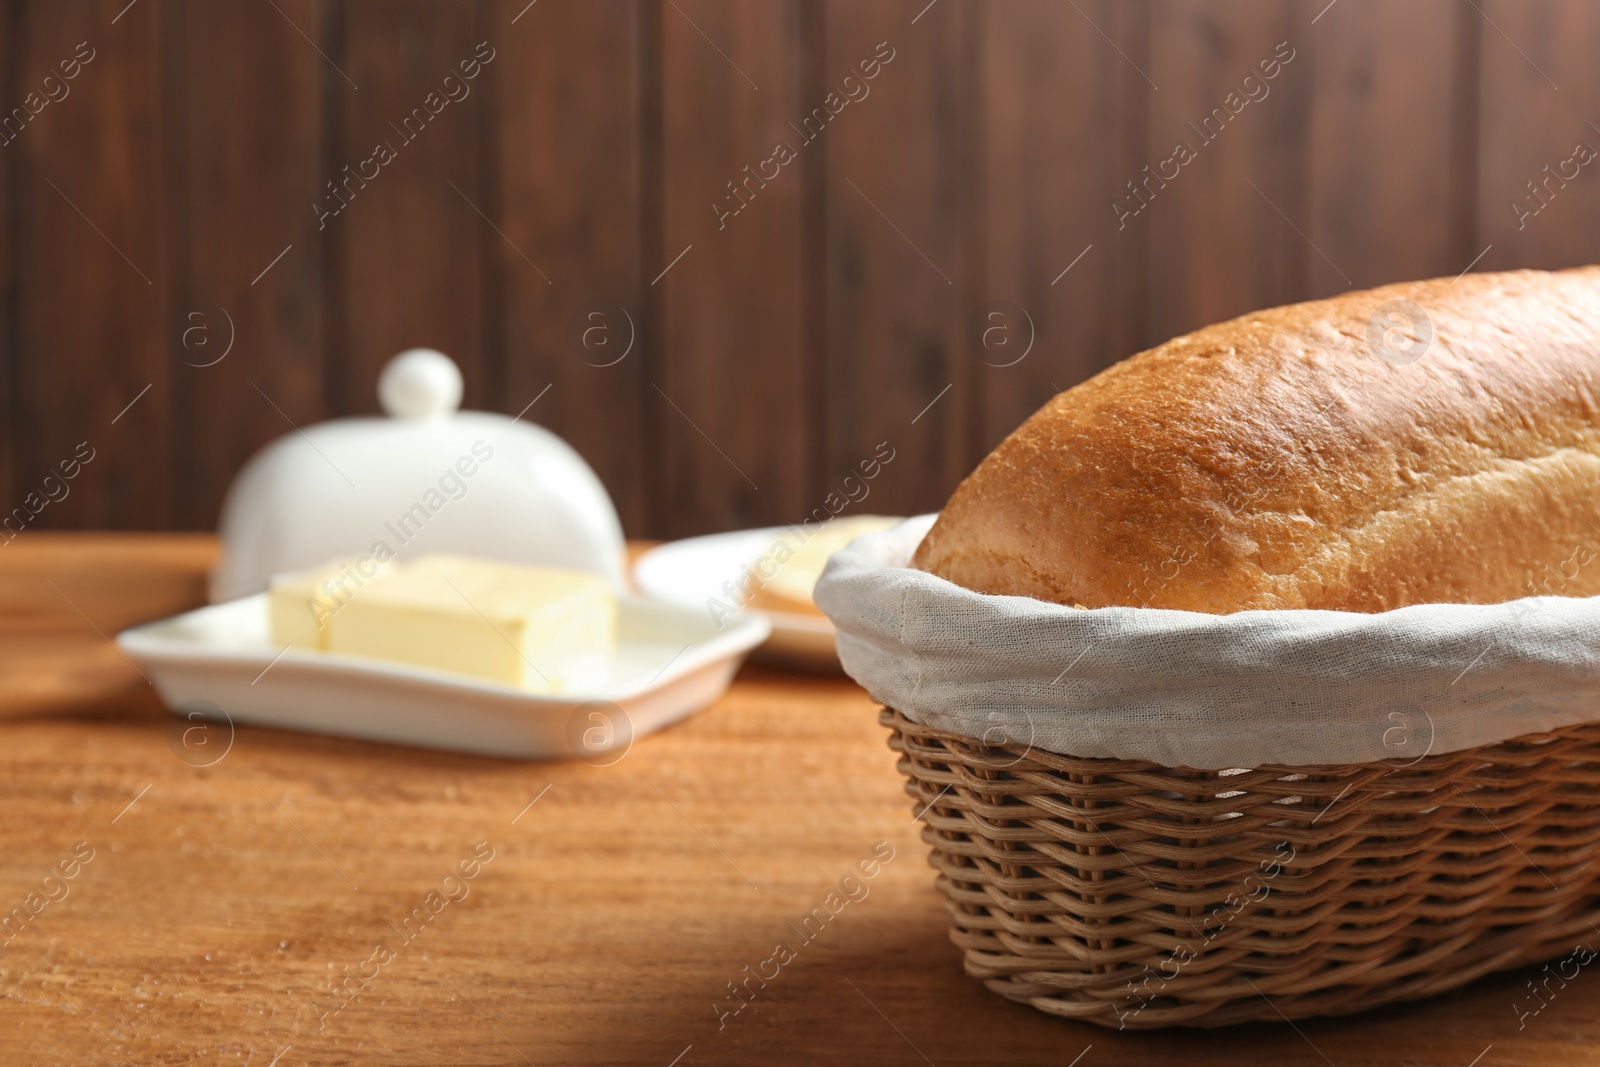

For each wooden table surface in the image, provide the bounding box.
[3,535,1598,1066]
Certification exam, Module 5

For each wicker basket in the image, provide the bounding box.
[883,706,1600,1029]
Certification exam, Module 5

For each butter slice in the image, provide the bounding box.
[758,515,900,609]
[324,554,615,692]
[269,556,396,650]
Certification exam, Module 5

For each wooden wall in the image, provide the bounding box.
[1,0,1595,539]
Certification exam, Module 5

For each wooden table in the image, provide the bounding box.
[2,535,1595,1066]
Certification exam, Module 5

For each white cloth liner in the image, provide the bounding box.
[814,515,1600,770]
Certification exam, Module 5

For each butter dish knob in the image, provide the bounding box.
[378,348,464,420]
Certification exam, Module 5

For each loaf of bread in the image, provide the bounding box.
[913,267,1600,613]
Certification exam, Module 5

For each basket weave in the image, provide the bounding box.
[883,706,1600,1028]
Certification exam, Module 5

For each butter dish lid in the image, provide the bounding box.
[210,350,626,602]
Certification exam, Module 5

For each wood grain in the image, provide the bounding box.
[0,532,212,721]
[331,0,488,415]
[1306,0,1462,294]
[1143,0,1308,348]
[494,0,650,536]
[655,0,807,537]
[2,534,1598,1065]
[162,0,326,530]
[13,0,170,529]
[979,0,1141,457]
[0,0,15,519]
[7,2,1600,539]
[1475,0,1600,273]
[821,0,972,518]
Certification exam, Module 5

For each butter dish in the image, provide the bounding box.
[633,527,837,666]
[117,594,768,760]
[211,349,627,602]
[633,524,905,668]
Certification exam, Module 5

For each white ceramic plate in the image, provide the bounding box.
[116,594,770,760]
[632,527,838,667]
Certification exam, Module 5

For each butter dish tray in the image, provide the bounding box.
[632,527,837,667]
[117,593,769,759]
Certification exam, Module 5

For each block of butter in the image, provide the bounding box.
[268,556,397,651]
[320,554,615,693]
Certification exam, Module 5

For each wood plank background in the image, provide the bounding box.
[1,0,1595,540]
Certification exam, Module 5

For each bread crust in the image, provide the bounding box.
[913,267,1600,613]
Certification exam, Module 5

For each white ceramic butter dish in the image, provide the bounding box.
[211,349,627,601]
[117,594,769,760]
